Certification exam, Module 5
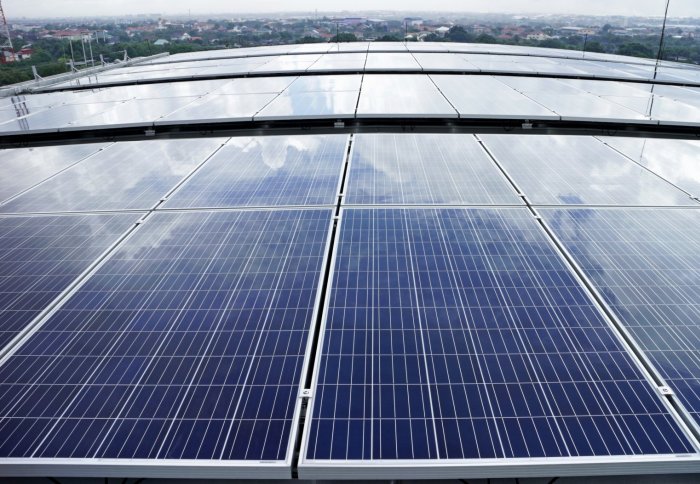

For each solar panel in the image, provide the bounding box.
[345,134,522,205]
[163,135,347,209]
[540,208,700,427]
[0,209,332,476]
[0,214,139,350]
[301,208,694,476]
[0,139,223,214]
[600,137,700,197]
[480,135,696,206]
[0,143,106,203]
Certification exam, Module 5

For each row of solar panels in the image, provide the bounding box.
[0,133,699,478]
[3,74,700,136]
[50,44,700,90]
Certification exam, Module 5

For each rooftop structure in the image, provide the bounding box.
[0,42,699,483]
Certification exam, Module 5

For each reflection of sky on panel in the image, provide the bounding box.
[67,97,199,128]
[0,138,224,213]
[357,75,457,118]
[0,213,140,349]
[0,101,123,133]
[481,135,695,206]
[601,137,700,197]
[215,77,297,95]
[345,134,522,205]
[158,93,277,123]
[164,135,347,209]
[308,53,367,71]
[365,53,421,71]
[287,75,362,93]
[255,91,358,120]
[541,208,700,426]
[0,143,107,202]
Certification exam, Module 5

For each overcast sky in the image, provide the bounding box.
[4,0,697,19]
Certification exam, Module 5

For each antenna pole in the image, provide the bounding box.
[0,0,14,60]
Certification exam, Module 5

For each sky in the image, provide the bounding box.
[4,0,698,19]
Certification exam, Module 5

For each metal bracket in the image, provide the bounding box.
[334,120,345,129]
[659,386,675,396]
[522,122,533,130]
[300,389,312,398]
[144,128,156,136]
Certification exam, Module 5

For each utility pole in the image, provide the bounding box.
[582,33,588,58]
[0,0,14,61]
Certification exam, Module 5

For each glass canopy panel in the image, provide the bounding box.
[541,208,700,426]
[157,93,277,124]
[413,53,478,71]
[304,207,694,465]
[286,75,362,93]
[164,135,347,208]
[480,135,695,206]
[0,102,123,134]
[254,91,359,120]
[215,77,298,95]
[345,134,522,205]
[307,53,367,72]
[432,75,559,119]
[0,139,223,213]
[0,209,332,467]
[600,137,700,197]
[368,42,408,52]
[66,97,199,129]
[365,53,421,71]
[0,213,139,349]
[253,55,323,74]
[0,143,106,203]
[356,75,457,118]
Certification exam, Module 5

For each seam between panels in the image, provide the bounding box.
[292,134,354,475]
[472,133,700,452]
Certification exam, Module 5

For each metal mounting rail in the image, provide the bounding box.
[0,116,698,149]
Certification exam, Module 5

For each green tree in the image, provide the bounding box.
[617,42,654,59]
[329,33,357,43]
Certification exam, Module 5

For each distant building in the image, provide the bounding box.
[153,39,169,46]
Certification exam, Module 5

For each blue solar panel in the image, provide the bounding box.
[0,209,331,465]
[480,135,695,206]
[0,213,139,350]
[304,208,694,466]
[163,135,347,209]
[541,208,700,427]
[0,139,222,214]
[345,134,522,205]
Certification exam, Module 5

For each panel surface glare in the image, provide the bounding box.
[304,208,693,464]
[481,135,695,206]
[0,143,106,203]
[164,135,347,209]
[0,209,331,462]
[0,213,139,350]
[345,134,522,205]
[541,208,700,425]
[0,139,223,213]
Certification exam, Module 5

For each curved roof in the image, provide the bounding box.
[0,43,699,481]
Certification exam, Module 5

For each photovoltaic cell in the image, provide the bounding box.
[0,139,223,213]
[480,135,695,206]
[164,135,347,209]
[541,208,700,426]
[0,209,332,466]
[304,208,693,467]
[0,213,139,350]
[345,134,522,206]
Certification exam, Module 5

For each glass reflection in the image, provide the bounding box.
[542,207,700,425]
[164,134,347,208]
[481,135,695,206]
[346,133,522,205]
[0,138,224,213]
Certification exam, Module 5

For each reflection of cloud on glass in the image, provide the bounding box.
[601,137,700,197]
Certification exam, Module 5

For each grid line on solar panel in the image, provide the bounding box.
[539,208,700,428]
[0,139,225,214]
[344,134,522,206]
[163,135,348,209]
[0,213,141,352]
[0,209,333,466]
[302,207,694,466]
